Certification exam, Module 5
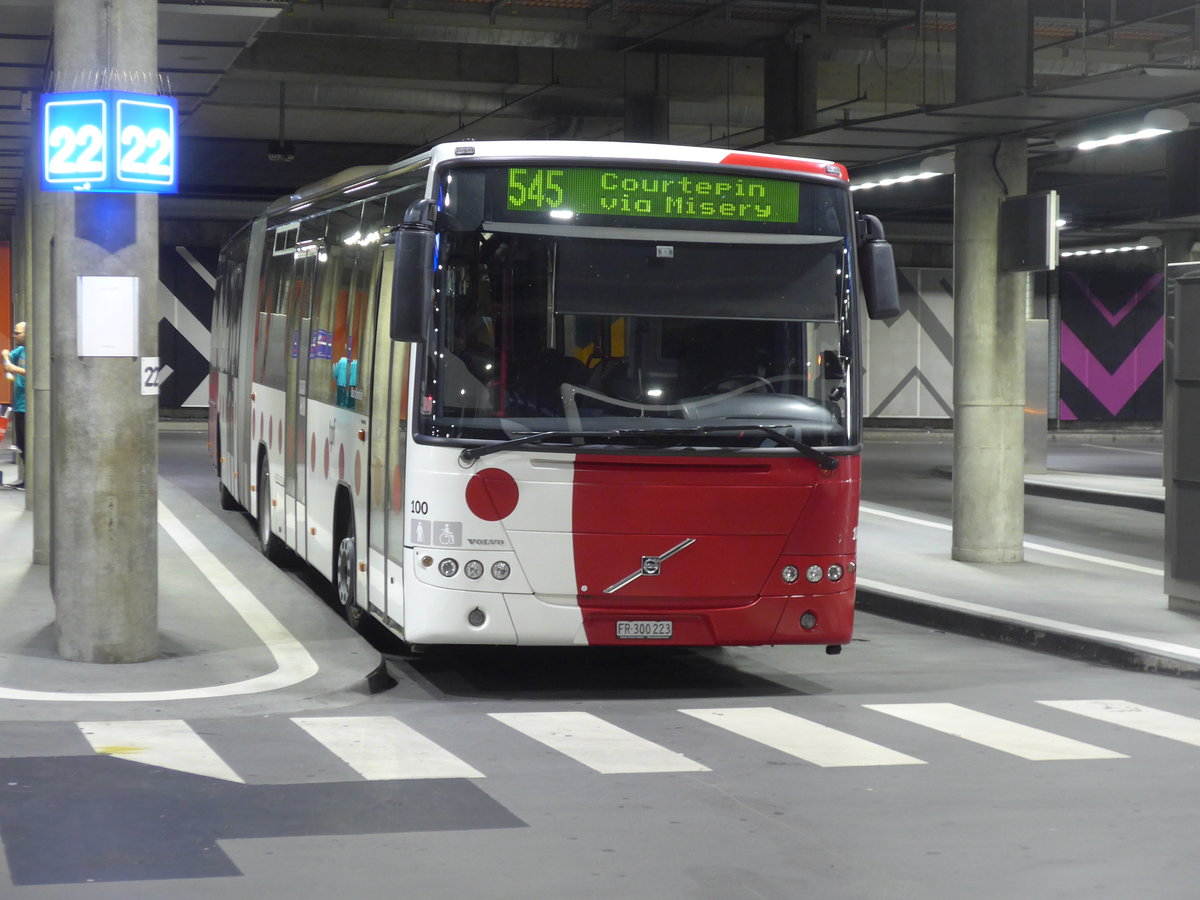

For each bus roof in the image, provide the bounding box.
[265,140,849,217]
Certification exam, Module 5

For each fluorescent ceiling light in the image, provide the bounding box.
[850,171,943,192]
[1061,239,1161,257]
[1074,108,1188,151]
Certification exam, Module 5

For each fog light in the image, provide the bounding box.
[782,565,799,584]
[438,558,459,578]
[805,565,823,583]
[491,561,511,580]
[467,607,486,627]
[800,611,818,630]
[464,560,484,580]
[827,564,844,582]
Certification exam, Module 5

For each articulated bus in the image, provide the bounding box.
[209,140,900,651]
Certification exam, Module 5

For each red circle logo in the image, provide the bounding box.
[465,468,520,521]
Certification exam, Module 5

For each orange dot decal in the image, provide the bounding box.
[465,468,519,521]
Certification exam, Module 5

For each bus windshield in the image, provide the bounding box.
[416,163,858,451]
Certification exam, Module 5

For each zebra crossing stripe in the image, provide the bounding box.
[291,716,485,780]
[489,711,709,774]
[681,707,925,767]
[78,720,244,783]
[865,703,1128,761]
[1040,700,1200,747]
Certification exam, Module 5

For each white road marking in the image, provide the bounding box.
[1041,700,1200,747]
[865,702,1127,761]
[0,497,319,702]
[79,720,244,783]
[1081,443,1162,457]
[489,711,709,774]
[682,707,925,768]
[292,716,484,780]
[859,503,1163,575]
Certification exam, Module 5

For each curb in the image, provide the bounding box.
[930,465,1164,513]
[1021,481,1164,513]
[856,584,1200,679]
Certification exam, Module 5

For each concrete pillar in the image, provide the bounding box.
[624,54,669,143]
[10,180,27,327]
[1164,131,1200,220]
[30,177,52,559]
[763,36,819,142]
[11,177,31,499]
[50,0,158,662]
[951,1,1031,563]
[952,138,1028,562]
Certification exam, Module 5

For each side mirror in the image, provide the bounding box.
[391,199,436,343]
[857,214,902,320]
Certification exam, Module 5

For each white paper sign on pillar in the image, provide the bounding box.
[78,276,138,357]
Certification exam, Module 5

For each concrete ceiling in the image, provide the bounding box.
[5,0,1200,248]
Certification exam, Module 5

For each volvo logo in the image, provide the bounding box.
[605,539,696,594]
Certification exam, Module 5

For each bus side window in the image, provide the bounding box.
[307,236,343,408]
[256,245,292,392]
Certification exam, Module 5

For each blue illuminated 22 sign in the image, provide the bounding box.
[41,90,178,193]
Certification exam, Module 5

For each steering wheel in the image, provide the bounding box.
[702,374,775,394]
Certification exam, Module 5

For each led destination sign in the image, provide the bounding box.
[507,167,800,223]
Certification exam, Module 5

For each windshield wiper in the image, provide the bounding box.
[459,430,631,462]
[460,425,839,470]
[651,424,840,470]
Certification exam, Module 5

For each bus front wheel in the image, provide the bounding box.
[337,517,365,632]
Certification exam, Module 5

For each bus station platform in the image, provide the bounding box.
[0,427,1188,723]
[0,467,382,721]
[857,430,1193,677]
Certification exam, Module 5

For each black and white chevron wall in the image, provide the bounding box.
[863,267,954,419]
[157,245,216,410]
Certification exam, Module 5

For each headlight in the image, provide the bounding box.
[491,561,511,580]
[438,558,459,578]
[805,565,823,583]
[464,560,484,580]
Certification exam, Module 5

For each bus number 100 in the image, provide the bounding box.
[508,168,564,210]
[411,501,429,516]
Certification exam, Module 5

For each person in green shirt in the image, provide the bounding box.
[3,322,26,490]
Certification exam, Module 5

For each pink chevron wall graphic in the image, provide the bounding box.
[1058,263,1164,421]
[1059,308,1164,419]
[1067,271,1163,327]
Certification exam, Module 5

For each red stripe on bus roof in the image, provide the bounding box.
[718,151,848,182]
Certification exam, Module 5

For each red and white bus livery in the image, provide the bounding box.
[209,140,899,650]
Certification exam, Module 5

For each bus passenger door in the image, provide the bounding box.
[285,250,316,551]
[368,247,404,622]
